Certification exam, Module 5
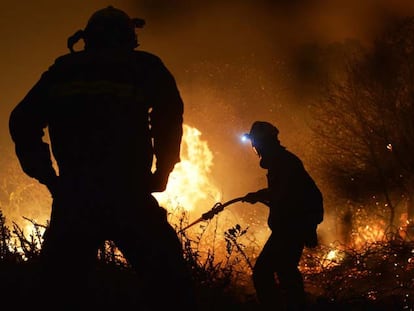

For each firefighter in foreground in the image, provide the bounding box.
[9,6,196,310]
[242,121,324,311]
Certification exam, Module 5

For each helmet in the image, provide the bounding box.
[246,121,279,148]
[83,6,145,50]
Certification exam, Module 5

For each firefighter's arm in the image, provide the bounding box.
[9,74,58,194]
[148,57,184,192]
[242,188,271,205]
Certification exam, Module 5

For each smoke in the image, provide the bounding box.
[127,0,414,243]
[131,0,414,59]
[3,0,414,242]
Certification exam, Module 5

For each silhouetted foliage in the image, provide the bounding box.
[1,208,414,310]
[0,210,11,260]
[311,16,414,229]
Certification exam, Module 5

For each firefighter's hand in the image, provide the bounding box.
[44,176,60,199]
[150,170,170,192]
[242,192,261,204]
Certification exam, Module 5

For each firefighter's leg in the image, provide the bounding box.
[39,195,101,310]
[276,239,306,311]
[115,194,197,311]
[277,265,305,311]
[252,236,283,310]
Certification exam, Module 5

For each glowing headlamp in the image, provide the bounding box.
[240,133,251,143]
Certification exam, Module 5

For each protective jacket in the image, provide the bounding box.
[9,49,183,192]
[265,146,323,233]
[244,145,324,247]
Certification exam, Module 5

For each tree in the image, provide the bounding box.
[311,17,414,229]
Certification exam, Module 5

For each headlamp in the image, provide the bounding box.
[240,133,251,143]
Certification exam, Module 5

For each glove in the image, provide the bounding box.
[43,175,60,199]
[242,191,261,204]
[150,170,170,192]
[242,189,270,204]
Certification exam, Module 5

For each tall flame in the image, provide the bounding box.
[153,124,222,214]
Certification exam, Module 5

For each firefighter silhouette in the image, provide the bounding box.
[9,6,197,310]
[242,121,324,311]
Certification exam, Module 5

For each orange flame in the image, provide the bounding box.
[154,124,222,214]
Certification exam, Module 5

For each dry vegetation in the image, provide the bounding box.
[1,209,414,310]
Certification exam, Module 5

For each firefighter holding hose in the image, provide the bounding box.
[242,121,324,311]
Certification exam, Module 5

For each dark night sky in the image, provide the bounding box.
[2,0,414,238]
[4,0,414,142]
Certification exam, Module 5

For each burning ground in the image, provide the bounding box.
[1,124,414,310]
[1,207,414,310]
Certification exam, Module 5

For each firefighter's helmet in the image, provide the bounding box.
[246,121,279,149]
[83,6,145,50]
